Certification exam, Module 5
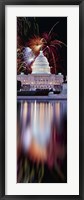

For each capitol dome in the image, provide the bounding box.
[31,50,51,74]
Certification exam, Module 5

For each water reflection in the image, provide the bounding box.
[17,100,67,183]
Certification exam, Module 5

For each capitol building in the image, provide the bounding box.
[17,50,63,91]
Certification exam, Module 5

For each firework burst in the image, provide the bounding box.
[28,36,44,55]
[42,31,66,74]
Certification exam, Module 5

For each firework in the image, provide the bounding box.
[28,36,44,55]
[42,32,66,74]
[23,47,35,64]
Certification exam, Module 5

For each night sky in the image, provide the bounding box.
[35,17,67,44]
[37,17,67,75]
[17,17,67,75]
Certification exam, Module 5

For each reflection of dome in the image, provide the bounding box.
[32,50,51,74]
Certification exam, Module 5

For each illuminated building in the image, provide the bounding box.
[17,50,63,90]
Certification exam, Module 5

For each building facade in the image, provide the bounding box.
[17,51,64,91]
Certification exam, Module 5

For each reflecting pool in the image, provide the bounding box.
[17,100,67,183]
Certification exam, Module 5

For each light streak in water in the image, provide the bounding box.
[17,101,67,183]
